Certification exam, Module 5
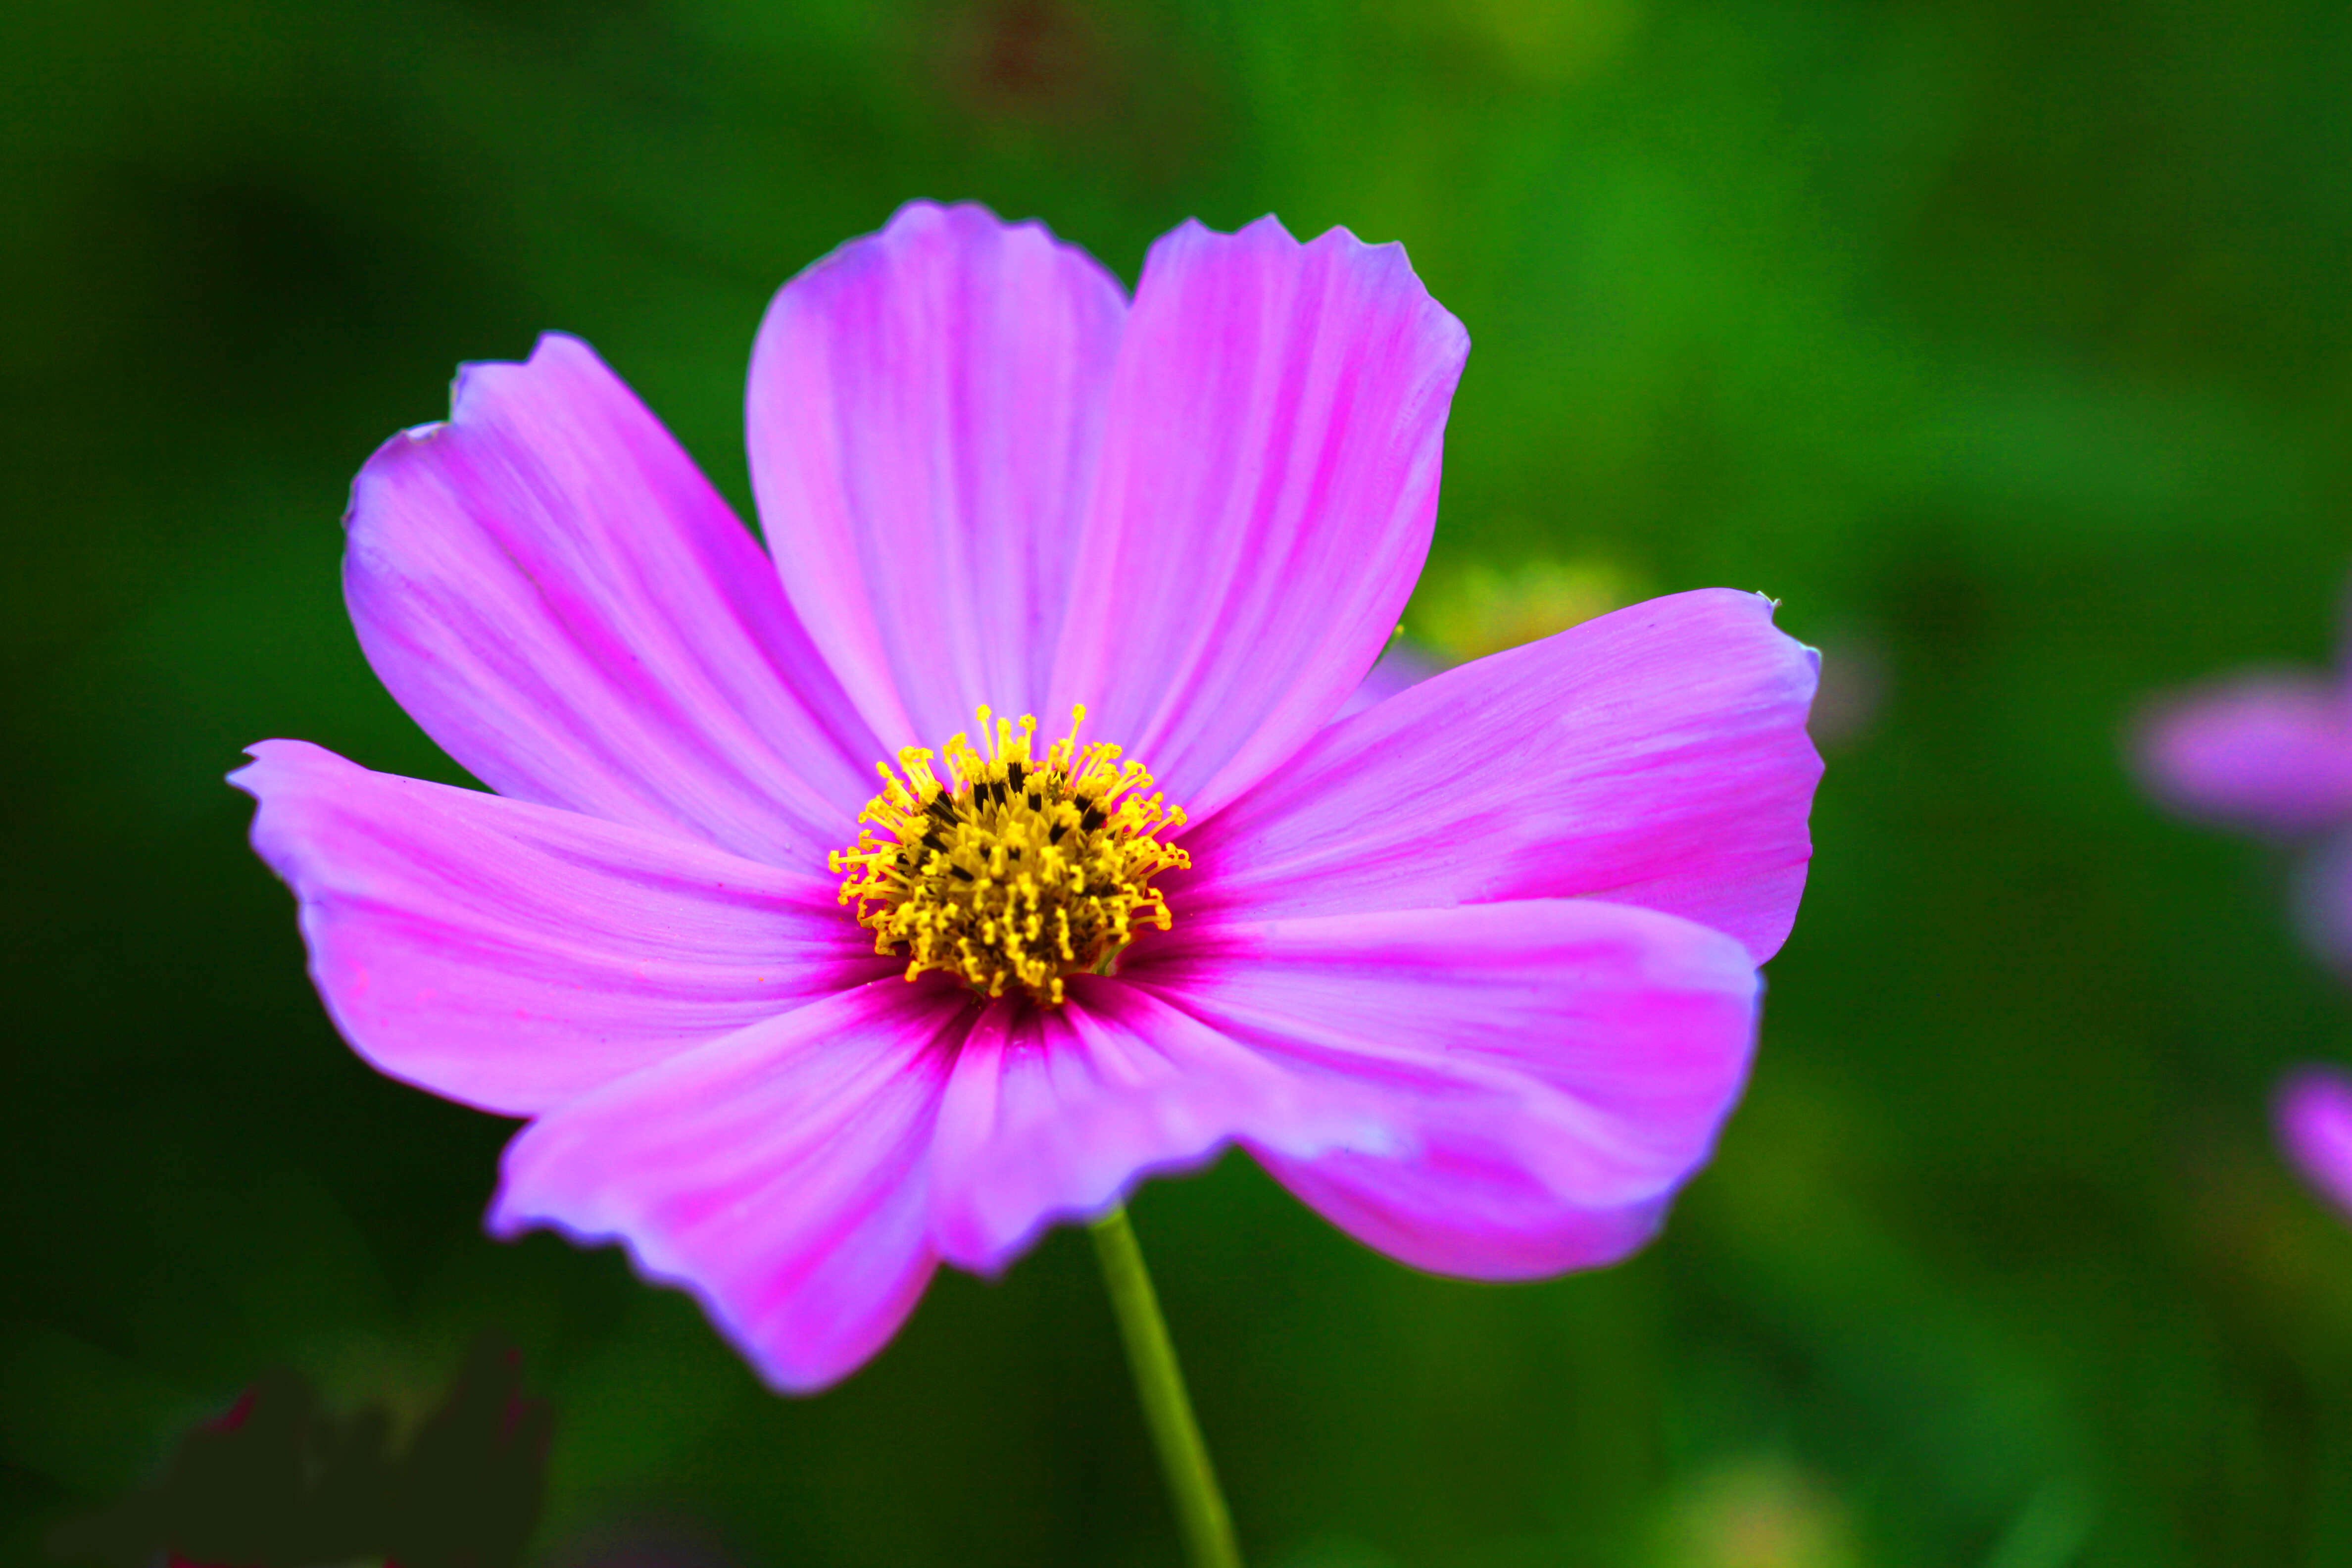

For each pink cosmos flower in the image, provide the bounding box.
[232,202,1823,1392]
[2136,593,2352,964]
[2276,1067,2352,1223]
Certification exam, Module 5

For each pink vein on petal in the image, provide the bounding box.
[1178,588,1822,965]
[491,979,976,1394]
[233,739,891,1116]
[1050,216,1470,819]
[748,201,1127,748]
[346,332,880,865]
[1124,899,1760,1277]
[927,979,1383,1274]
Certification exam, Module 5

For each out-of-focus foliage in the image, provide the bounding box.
[50,1336,550,1568]
[5,0,2352,1563]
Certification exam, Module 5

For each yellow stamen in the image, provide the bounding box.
[830,705,1190,1005]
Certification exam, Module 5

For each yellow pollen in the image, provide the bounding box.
[828,704,1190,1006]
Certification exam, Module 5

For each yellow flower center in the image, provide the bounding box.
[830,705,1190,1006]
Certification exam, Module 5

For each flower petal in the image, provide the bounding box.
[1333,639,1442,721]
[1177,588,1822,965]
[1049,217,1470,818]
[1125,899,1761,1278]
[2136,674,2352,834]
[490,980,974,1393]
[747,201,1128,746]
[926,981,1382,1274]
[346,332,879,866]
[2277,1065,2352,1223]
[232,740,889,1117]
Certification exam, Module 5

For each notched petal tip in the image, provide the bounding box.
[483,1195,880,1396]
[348,334,608,521]
[234,737,885,1118]
[786,198,1124,305]
[482,985,962,1394]
[747,195,1131,745]
[441,330,603,421]
[1163,209,1466,327]
[228,735,339,800]
[1131,899,1761,1281]
[344,318,882,858]
[1053,205,1472,817]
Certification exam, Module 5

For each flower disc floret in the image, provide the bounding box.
[831,705,1190,1004]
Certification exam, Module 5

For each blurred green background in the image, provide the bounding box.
[7,0,2352,1563]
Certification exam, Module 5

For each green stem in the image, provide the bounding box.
[1089,1205,1243,1568]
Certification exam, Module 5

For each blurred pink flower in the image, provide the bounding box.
[2140,676,2352,836]
[2137,604,2352,964]
[233,202,1822,1391]
[2277,1067,2352,1222]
